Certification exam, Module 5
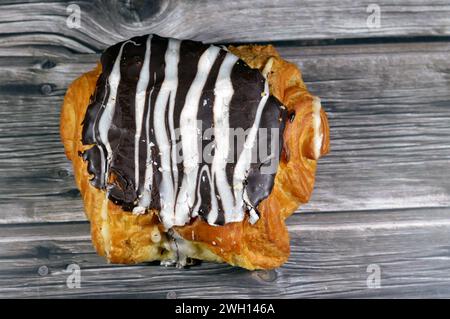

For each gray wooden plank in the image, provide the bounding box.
[1,207,449,298]
[1,42,449,223]
[0,0,450,53]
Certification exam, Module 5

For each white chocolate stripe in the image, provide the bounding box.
[153,39,181,229]
[98,40,139,185]
[193,165,219,225]
[210,53,239,220]
[168,46,180,207]
[175,45,221,224]
[134,35,152,192]
[229,77,270,223]
[312,96,323,160]
[134,84,155,214]
[136,72,157,211]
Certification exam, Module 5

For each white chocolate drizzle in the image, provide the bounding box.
[134,35,152,191]
[211,53,239,220]
[312,96,323,160]
[153,39,181,229]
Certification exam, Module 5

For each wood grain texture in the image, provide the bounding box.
[1,0,450,299]
[1,208,449,298]
[0,0,450,53]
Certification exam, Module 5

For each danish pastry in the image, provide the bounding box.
[60,34,329,270]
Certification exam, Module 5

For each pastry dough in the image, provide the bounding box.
[60,35,329,270]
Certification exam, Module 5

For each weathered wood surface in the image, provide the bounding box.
[1,208,450,298]
[0,0,450,298]
[1,0,450,52]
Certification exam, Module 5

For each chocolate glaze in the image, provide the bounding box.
[81,34,286,227]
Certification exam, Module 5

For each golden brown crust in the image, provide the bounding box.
[60,44,329,270]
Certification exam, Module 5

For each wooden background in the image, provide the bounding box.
[1,0,450,298]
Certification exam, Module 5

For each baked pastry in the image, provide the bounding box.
[60,34,329,270]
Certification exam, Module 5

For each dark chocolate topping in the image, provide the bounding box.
[81,34,286,228]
